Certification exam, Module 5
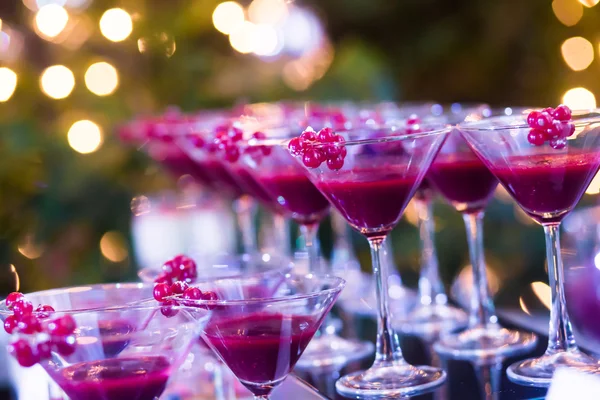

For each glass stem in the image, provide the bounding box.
[300,223,322,274]
[416,199,446,307]
[273,214,291,257]
[463,212,496,329]
[234,195,258,255]
[369,237,404,365]
[543,223,577,354]
[253,396,270,400]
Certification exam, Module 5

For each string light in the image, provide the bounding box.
[561,36,594,71]
[67,120,103,154]
[40,65,75,99]
[84,61,119,96]
[213,2,245,35]
[99,8,132,42]
[35,4,69,38]
[229,21,258,54]
[552,0,583,26]
[0,67,17,102]
[562,87,596,109]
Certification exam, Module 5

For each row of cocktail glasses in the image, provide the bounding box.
[4,102,600,400]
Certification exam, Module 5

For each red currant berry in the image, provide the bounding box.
[36,340,52,360]
[179,259,197,282]
[407,114,420,125]
[53,335,76,357]
[260,145,272,156]
[302,149,323,168]
[9,339,39,367]
[34,305,55,319]
[542,107,556,117]
[229,127,243,142]
[252,131,267,140]
[327,155,345,170]
[47,315,76,336]
[317,127,336,142]
[531,112,553,129]
[17,315,42,334]
[288,137,304,156]
[323,143,342,158]
[4,315,18,334]
[171,281,189,295]
[161,260,176,276]
[155,272,172,285]
[13,300,33,320]
[160,300,179,317]
[550,138,567,150]
[201,291,218,310]
[153,283,172,302]
[6,292,24,310]
[182,287,203,306]
[527,129,546,146]
[224,145,240,163]
[553,104,572,122]
[567,122,576,137]
[215,124,229,137]
[549,120,571,139]
[300,129,316,142]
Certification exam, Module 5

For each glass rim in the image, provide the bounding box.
[167,273,346,306]
[458,109,600,131]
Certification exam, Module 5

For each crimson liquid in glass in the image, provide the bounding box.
[428,154,498,214]
[234,167,283,213]
[259,171,330,225]
[204,313,320,395]
[54,356,170,400]
[316,168,420,238]
[414,178,435,202]
[204,159,247,198]
[492,152,600,224]
[159,152,216,188]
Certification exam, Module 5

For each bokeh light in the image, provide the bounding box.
[579,0,600,7]
[137,32,176,58]
[248,0,288,25]
[99,8,133,42]
[40,65,75,99]
[229,21,258,54]
[562,87,597,109]
[253,24,280,56]
[561,36,594,71]
[84,61,119,96]
[35,4,69,38]
[18,235,44,260]
[552,0,583,26]
[213,2,245,35]
[100,231,128,262]
[67,120,103,154]
[586,171,600,194]
[0,67,17,102]
[531,281,552,310]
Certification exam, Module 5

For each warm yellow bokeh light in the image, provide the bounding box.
[552,0,583,26]
[0,67,17,102]
[99,8,132,42]
[579,0,599,7]
[531,281,552,310]
[229,21,257,54]
[562,87,597,109]
[100,231,128,262]
[67,120,103,154]
[40,65,75,99]
[586,171,600,194]
[248,0,288,25]
[35,4,69,38]
[85,62,119,96]
[561,36,594,71]
[213,1,245,35]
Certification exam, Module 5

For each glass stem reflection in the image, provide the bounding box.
[416,199,446,306]
[543,224,577,353]
[273,214,291,257]
[300,223,322,274]
[369,237,404,364]
[234,195,258,255]
[463,212,496,328]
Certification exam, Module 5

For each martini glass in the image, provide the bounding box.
[1,283,203,400]
[241,126,375,370]
[458,110,600,386]
[175,272,346,400]
[293,120,450,397]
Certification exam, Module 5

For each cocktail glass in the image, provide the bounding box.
[175,272,346,399]
[1,283,204,400]
[293,120,450,397]
[458,110,600,386]
[241,125,374,370]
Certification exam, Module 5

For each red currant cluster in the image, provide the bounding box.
[4,292,76,367]
[405,114,422,134]
[153,255,218,316]
[300,107,347,131]
[526,105,575,149]
[288,127,347,170]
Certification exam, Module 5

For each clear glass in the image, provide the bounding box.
[458,110,600,386]
[294,121,450,397]
[0,284,203,400]
[177,272,346,399]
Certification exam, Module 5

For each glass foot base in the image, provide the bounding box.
[335,363,446,398]
[434,325,537,360]
[394,304,469,337]
[295,334,374,370]
[507,349,600,387]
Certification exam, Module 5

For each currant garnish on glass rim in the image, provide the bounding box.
[526,104,575,149]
